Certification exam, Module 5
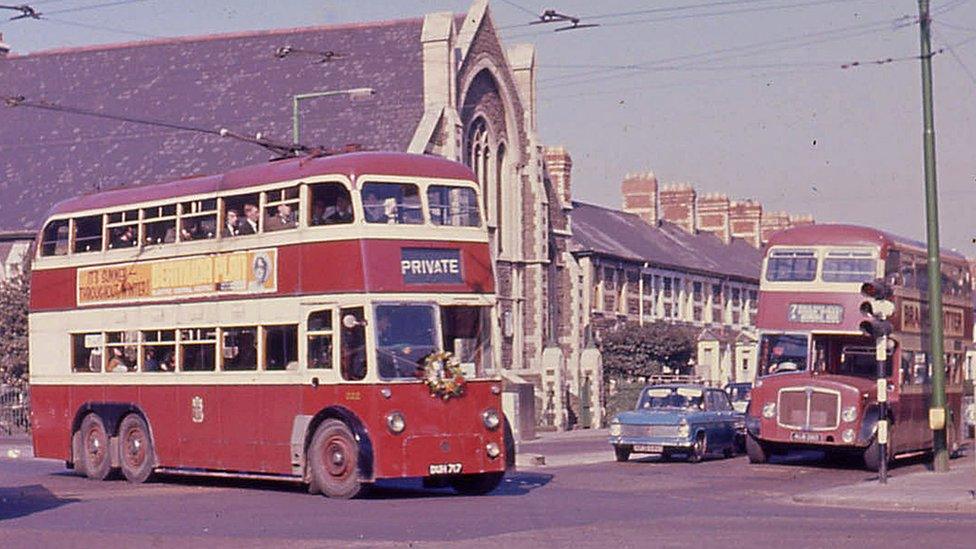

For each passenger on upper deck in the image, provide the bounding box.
[265,204,295,232]
[239,204,260,235]
[222,209,240,237]
[363,192,388,223]
[111,226,137,249]
[324,194,353,225]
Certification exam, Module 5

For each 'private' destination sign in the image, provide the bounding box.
[401,248,463,284]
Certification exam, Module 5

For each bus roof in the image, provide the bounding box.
[46,152,477,218]
[765,223,967,262]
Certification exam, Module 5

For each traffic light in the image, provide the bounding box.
[859,278,895,338]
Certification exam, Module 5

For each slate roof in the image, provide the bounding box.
[570,201,762,283]
[0,17,426,232]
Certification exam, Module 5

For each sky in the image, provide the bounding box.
[1,0,974,252]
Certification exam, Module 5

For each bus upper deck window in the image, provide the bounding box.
[766,249,817,282]
[40,219,69,256]
[179,199,217,241]
[428,186,481,227]
[264,187,299,232]
[822,250,877,283]
[142,204,177,245]
[73,215,103,253]
[309,183,353,226]
[107,210,139,249]
[361,182,423,225]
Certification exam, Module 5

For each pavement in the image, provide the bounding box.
[515,427,613,468]
[0,434,32,460]
[793,452,976,513]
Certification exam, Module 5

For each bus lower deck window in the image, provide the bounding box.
[264,325,298,370]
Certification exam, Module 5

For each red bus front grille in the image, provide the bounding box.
[777,387,840,431]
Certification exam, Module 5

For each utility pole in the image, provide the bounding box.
[917,0,949,473]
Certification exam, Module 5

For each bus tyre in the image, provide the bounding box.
[308,419,366,499]
[450,472,504,496]
[503,416,516,470]
[746,435,768,464]
[614,445,631,462]
[119,415,155,484]
[688,433,708,463]
[863,437,891,472]
[80,414,112,481]
[71,429,88,478]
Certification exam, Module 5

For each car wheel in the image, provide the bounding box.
[80,414,112,481]
[119,414,155,484]
[307,419,367,499]
[614,445,631,462]
[450,472,505,496]
[745,434,768,464]
[688,433,707,463]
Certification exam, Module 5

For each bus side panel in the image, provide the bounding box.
[29,268,77,312]
[30,385,72,461]
[255,385,303,473]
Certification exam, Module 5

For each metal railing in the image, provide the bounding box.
[0,385,30,435]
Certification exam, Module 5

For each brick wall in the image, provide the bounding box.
[760,211,792,243]
[729,200,762,248]
[659,183,696,233]
[697,193,731,243]
[621,172,658,224]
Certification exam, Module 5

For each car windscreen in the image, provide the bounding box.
[637,387,704,411]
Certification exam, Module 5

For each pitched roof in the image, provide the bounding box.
[570,201,762,282]
[0,17,426,232]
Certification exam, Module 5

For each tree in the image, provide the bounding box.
[599,321,698,381]
[0,270,30,387]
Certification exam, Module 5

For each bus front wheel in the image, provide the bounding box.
[450,472,504,496]
[308,419,367,499]
[745,435,769,464]
[80,414,112,481]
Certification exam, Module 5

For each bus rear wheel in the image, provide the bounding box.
[80,414,112,481]
[863,437,892,472]
[119,415,155,483]
[450,472,504,496]
[308,419,366,499]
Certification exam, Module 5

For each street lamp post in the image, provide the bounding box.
[291,87,375,145]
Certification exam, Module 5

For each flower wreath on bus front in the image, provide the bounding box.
[421,351,466,400]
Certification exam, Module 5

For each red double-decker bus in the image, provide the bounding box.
[28,152,509,498]
[747,224,971,470]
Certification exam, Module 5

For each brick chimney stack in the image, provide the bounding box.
[790,213,814,228]
[729,200,763,247]
[543,146,573,208]
[696,192,731,244]
[659,183,697,233]
[0,34,10,57]
[760,211,793,243]
[621,171,658,224]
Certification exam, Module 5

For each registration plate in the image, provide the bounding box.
[428,463,462,475]
[633,444,664,453]
[790,431,821,442]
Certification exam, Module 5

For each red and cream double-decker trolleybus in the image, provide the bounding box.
[747,224,971,470]
[29,152,509,498]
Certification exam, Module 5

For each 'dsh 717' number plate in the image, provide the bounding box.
[429,463,463,475]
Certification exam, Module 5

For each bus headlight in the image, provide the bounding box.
[842,429,856,444]
[842,406,858,423]
[386,411,406,434]
[762,402,777,419]
[610,420,622,437]
[482,409,501,430]
[486,442,501,459]
[677,419,690,438]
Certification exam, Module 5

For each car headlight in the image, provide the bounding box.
[842,406,858,423]
[610,420,622,437]
[762,402,776,419]
[842,429,856,444]
[677,419,690,438]
[386,411,406,434]
[482,408,501,430]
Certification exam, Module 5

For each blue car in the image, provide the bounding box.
[609,384,742,463]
